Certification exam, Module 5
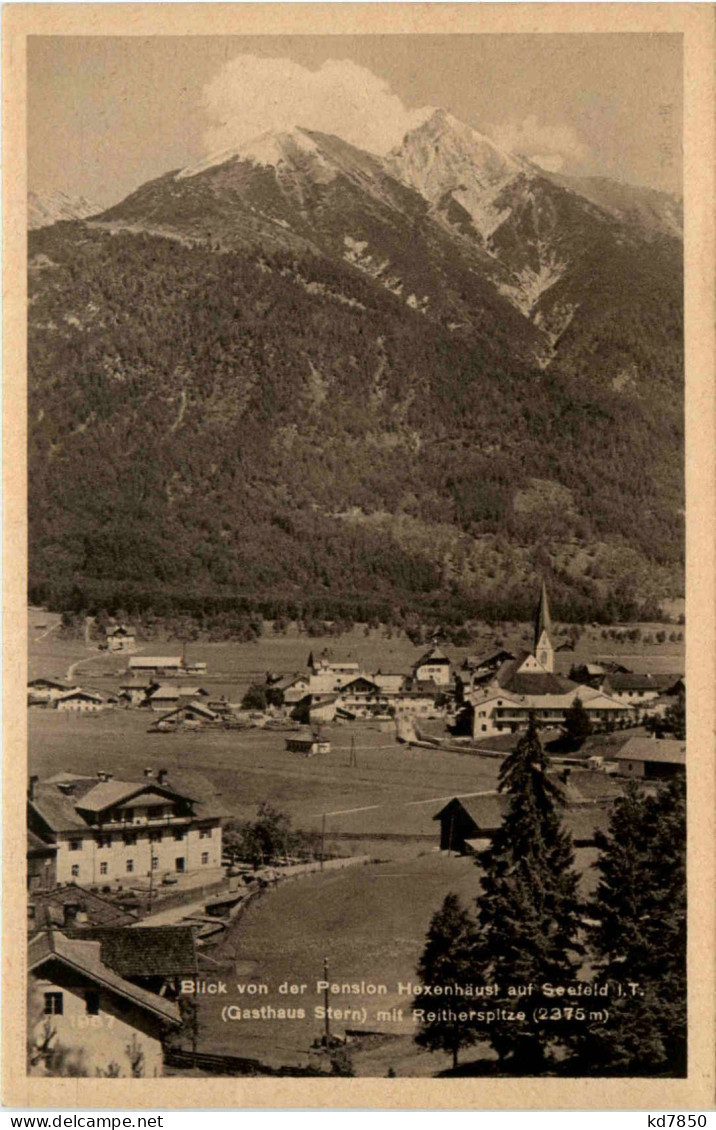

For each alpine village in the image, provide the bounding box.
[28,102,685,1080]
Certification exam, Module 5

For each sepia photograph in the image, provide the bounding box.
[4,2,715,1111]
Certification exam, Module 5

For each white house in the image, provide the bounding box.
[28,770,224,886]
[28,930,179,1077]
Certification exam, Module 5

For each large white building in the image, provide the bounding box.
[28,770,224,886]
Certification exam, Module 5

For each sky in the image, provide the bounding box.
[27,34,683,209]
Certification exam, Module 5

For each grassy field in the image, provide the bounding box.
[197,848,600,1073]
[29,709,500,837]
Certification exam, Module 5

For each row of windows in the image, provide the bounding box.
[68,828,213,852]
[69,852,212,878]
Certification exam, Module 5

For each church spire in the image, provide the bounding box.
[534,579,551,652]
[533,580,554,672]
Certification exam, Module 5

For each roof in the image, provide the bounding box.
[340,677,381,693]
[147,684,181,700]
[28,884,139,930]
[602,673,662,692]
[56,690,103,703]
[29,771,222,831]
[613,737,686,765]
[28,678,68,689]
[27,830,56,855]
[414,645,450,667]
[74,926,198,978]
[158,702,218,721]
[128,656,183,668]
[28,930,180,1026]
[497,657,580,697]
[433,793,508,830]
[463,650,514,670]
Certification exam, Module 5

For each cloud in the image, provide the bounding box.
[199,55,433,157]
[488,114,588,171]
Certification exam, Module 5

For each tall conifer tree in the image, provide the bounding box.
[574,778,686,1075]
[473,716,583,1071]
[414,893,480,1070]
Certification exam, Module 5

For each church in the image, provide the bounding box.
[465,582,632,738]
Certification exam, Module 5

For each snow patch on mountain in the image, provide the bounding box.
[176,127,336,180]
[28,190,100,229]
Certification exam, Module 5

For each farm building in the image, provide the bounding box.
[119,680,157,707]
[285,734,331,756]
[54,690,104,713]
[128,657,185,676]
[28,768,224,886]
[599,673,664,706]
[433,795,508,853]
[152,702,218,728]
[611,736,686,780]
[28,929,180,1077]
[27,678,75,703]
[66,926,198,997]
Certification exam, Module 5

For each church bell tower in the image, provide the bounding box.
[534,580,555,673]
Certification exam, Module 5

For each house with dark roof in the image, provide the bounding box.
[28,930,180,1077]
[434,793,611,854]
[104,625,136,652]
[28,769,224,887]
[53,690,105,712]
[611,736,686,780]
[412,645,452,687]
[28,883,140,933]
[599,672,663,706]
[151,701,218,729]
[70,926,198,996]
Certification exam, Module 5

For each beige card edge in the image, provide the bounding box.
[3,2,715,1110]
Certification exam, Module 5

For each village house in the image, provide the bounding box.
[292,693,340,725]
[27,678,76,703]
[599,672,663,707]
[412,645,452,686]
[54,690,105,713]
[104,625,136,652]
[285,734,332,756]
[334,676,392,719]
[371,672,406,696]
[119,679,157,707]
[151,701,219,730]
[127,656,186,677]
[64,926,198,999]
[434,793,611,855]
[611,736,686,780]
[28,769,224,886]
[28,929,180,1077]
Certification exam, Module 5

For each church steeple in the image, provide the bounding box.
[534,580,554,672]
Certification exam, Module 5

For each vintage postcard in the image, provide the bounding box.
[3,2,715,1111]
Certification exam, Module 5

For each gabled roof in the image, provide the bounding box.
[463,649,515,670]
[56,690,103,703]
[27,830,56,855]
[74,926,198,978]
[339,676,381,693]
[497,656,579,697]
[29,884,139,930]
[157,701,218,722]
[28,678,69,690]
[28,930,180,1026]
[433,793,508,830]
[414,645,450,667]
[601,673,662,692]
[613,737,686,765]
[147,684,181,700]
[75,781,193,813]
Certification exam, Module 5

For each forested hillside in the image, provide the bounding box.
[28,221,683,624]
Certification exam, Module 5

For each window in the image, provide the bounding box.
[199,829,212,840]
[201,852,209,865]
[149,831,162,843]
[123,833,137,846]
[151,857,159,870]
[126,859,134,873]
[71,864,80,878]
[96,836,111,849]
[44,992,63,1015]
[69,840,82,852]
[99,862,108,876]
[85,991,100,1016]
[174,831,185,842]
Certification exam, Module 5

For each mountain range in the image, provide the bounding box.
[27,109,684,625]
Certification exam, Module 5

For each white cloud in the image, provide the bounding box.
[489,114,588,171]
[199,55,433,157]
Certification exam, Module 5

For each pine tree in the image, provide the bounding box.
[414,893,480,1070]
[563,696,593,749]
[473,716,583,1072]
[574,778,686,1075]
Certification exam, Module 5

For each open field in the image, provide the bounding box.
[196,848,600,1072]
[29,709,500,837]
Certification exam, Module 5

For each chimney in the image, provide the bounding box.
[28,775,39,801]
[157,768,168,786]
[143,767,154,778]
